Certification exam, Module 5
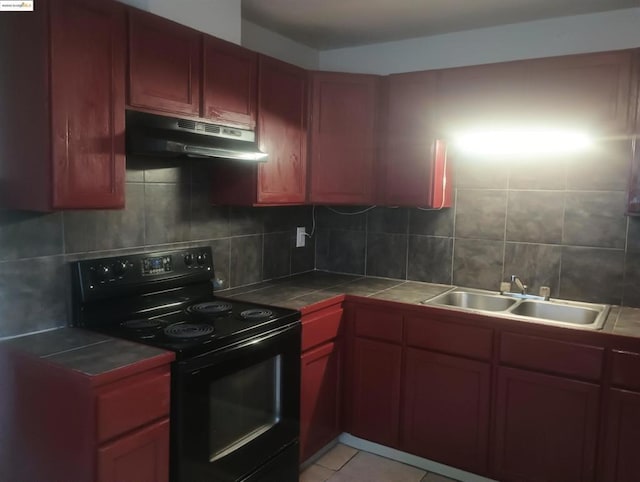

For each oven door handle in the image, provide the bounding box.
[177,320,301,374]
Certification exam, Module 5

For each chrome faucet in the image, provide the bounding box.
[511,275,527,295]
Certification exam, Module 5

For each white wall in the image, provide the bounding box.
[119,0,241,44]
[319,8,640,74]
[242,20,320,70]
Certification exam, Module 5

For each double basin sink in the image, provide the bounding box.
[423,288,610,330]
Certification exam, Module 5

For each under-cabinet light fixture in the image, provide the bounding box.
[453,127,593,158]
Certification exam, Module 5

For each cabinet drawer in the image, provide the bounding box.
[611,350,640,391]
[302,307,343,352]
[354,307,403,343]
[405,316,493,361]
[500,332,603,381]
[97,369,170,442]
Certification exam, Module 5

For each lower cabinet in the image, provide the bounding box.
[98,418,169,482]
[494,367,599,482]
[402,348,490,474]
[300,341,342,462]
[349,337,402,447]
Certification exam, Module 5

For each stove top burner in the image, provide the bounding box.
[188,301,233,317]
[240,308,274,322]
[164,322,215,340]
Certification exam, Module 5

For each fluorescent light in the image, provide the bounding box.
[453,127,593,158]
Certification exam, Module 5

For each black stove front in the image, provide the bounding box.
[71,247,301,482]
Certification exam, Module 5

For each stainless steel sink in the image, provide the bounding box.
[423,287,610,330]
[427,289,518,311]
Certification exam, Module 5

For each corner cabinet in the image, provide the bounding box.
[210,55,308,205]
[309,72,380,205]
[127,9,201,116]
[0,0,126,210]
[382,72,452,207]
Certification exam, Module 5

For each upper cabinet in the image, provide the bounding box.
[210,55,307,205]
[128,9,201,116]
[203,36,257,129]
[0,0,126,211]
[382,72,452,207]
[524,51,636,134]
[309,72,380,205]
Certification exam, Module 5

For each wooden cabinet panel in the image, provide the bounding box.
[402,348,490,474]
[97,370,170,442]
[494,367,599,482]
[50,0,125,209]
[257,56,308,204]
[349,338,402,447]
[203,36,257,129]
[128,9,200,116]
[309,72,379,204]
[500,332,603,381]
[405,315,492,361]
[611,350,640,391]
[602,389,640,482]
[302,306,343,352]
[353,306,403,344]
[382,72,452,207]
[525,51,635,133]
[98,418,169,482]
[300,342,342,462]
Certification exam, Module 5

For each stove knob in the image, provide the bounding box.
[196,253,206,265]
[113,261,127,277]
[184,254,194,266]
[97,264,111,281]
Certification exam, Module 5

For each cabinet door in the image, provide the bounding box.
[257,56,308,204]
[602,389,640,482]
[128,9,200,116]
[383,72,451,207]
[50,0,125,208]
[525,51,634,134]
[300,341,341,462]
[98,418,169,482]
[309,72,378,205]
[494,367,599,482]
[203,36,257,129]
[349,337,401,447]
[402,348,490,475]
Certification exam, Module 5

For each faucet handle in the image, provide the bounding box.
[539,286,551,300]
[499,281,511,294]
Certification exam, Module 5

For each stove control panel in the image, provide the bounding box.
[72,247,215,302]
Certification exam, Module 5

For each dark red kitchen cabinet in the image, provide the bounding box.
[494,366,599,482]
[128,9,201,116]
[309,72,379,205]
[203,36,257,129]
[402,348,490,475]
[602,389,640,482]
[210,55,307,205]
[382,72,452,207]
[525,50,636,134]
[98,418,169,482]
[300,341,342,462]
[0,0,126,210]
[348,337,402,447]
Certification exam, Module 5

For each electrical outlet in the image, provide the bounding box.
[296,227,306,248]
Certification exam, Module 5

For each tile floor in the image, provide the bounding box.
[300,443,459,482]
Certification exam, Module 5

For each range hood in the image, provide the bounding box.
[126,111,268,161]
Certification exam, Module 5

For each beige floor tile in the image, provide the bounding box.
[335,451,426,482]
[300,464,335,482]
[316,443,359,471]
[421,472,458,482]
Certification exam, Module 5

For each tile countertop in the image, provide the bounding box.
[0,327,173,380]
[219,271,640,339]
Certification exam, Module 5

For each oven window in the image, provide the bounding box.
[209,355,282,461]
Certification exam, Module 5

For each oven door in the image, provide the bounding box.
[172,322,301,482]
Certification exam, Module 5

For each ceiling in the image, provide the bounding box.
[241,0,640,50]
